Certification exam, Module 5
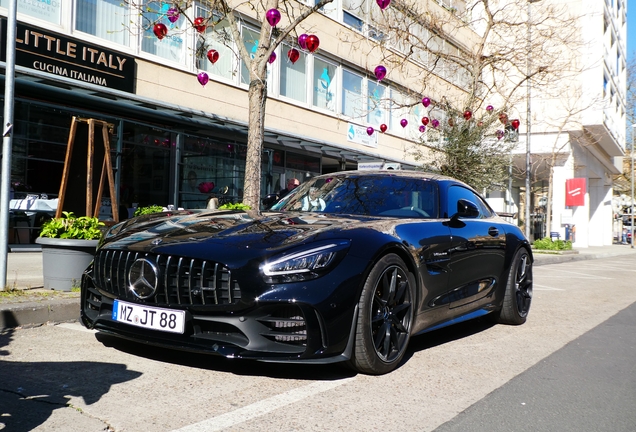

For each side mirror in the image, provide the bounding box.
[456,199,479,218]
[449,199,479,225]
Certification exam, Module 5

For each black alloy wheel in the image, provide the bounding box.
[493,248,533,325]
[349,254,415,375]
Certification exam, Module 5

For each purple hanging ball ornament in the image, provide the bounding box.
[376,0,391,10]
[268,52,277,64]
[496,130,505,140]
[374,65,387,81]
[486,104,494,112]
[422,97,431,108]
[419,125,426,133]
[266,9,281,27]
[400,119,408,128]
[298,34,308,50]
[197,71,209,87]
[367,126,374,136]
[431,118,439,128]
[167,6,180,23]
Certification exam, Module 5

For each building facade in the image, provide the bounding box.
[2,0,477,231]
[487,0,626,247]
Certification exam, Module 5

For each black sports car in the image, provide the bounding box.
[80,170,533,375]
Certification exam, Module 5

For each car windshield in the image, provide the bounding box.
[272,174,438,218]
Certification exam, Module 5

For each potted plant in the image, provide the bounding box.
[35,212,105,291]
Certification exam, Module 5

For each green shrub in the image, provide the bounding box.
[533,237,572,250]
[134,205,165,217]
[218,203,251,211]
[39,211,105,240]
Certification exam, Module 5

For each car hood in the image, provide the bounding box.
[100,210,398,262]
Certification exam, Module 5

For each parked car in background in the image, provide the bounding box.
[80,171,533,375]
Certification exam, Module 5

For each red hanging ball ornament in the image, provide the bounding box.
[206,49,219,64]
[306,35,320,53]
[511,119,520,130]
[499,113,508,124]
[287,48,300,64]
[194,17,206,33]
[463,110,472,121]
[448,118,454,127]
[380,124,388,133]
[153,23,168,40]
[421,117,429,126]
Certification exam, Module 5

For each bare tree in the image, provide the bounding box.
[124,0,334,209]
[346,0,585,192]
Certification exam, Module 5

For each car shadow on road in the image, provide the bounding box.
[0,328,143,432]
[94,332,357,380]
[400,316,496,366]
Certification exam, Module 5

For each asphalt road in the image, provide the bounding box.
[1,255,635,431]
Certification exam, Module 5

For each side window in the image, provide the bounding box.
[447,185,486,219]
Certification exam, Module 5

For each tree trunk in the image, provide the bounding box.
[243,78,267,210]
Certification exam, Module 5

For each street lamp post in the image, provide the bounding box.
[525,0,542,240]
[629,124,636,249]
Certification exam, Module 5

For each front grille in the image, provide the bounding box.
[93,250,241,306]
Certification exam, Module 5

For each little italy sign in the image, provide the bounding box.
[1,18,136,93]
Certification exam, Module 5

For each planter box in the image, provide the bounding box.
[35,237,99,291]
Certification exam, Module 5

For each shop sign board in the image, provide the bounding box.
[1,18,136,93]
[347,123,378,148]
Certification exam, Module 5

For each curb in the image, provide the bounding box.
[0,298,79,330]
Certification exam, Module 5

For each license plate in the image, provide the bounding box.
[112,300,185,334]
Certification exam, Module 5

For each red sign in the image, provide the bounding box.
[565,178,586,206]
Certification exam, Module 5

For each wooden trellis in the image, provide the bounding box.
[56,117,119,223]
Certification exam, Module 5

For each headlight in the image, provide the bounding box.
[261,240,350,283]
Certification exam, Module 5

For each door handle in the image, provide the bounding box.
[488,227,499,237]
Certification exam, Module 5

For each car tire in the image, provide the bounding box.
[492,248,533,325]
[349,254,415,375]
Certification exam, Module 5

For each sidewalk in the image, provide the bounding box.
[1,244,636,329]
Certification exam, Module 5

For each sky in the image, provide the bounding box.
[629,4,635,62]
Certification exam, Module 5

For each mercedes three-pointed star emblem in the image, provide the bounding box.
[128,258,158,299]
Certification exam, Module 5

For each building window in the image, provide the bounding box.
[141,1,187,65]
[280,44,307,103]
[195,6,236,81]
[313,57,337,112]
[342,70,363,119]
[2,0,62,24]
[240,26,260,85]
[367,81,387,126]
[75,0,130,45]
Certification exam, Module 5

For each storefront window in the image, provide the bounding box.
[313,57,336,112]
[1,0,62,25]
[180,136,246,209]
[141,1,187,65]
[119,123,173,210]
[75,0,130,45]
